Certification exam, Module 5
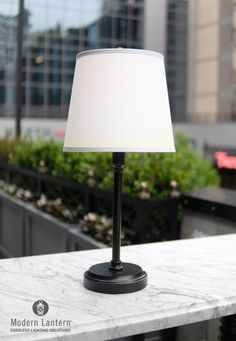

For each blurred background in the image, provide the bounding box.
[0,1,236,340]
[0,0,235,154]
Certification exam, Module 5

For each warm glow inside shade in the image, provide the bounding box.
[63,48,175,152]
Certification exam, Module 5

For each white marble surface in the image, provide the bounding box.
[0,234,236,341]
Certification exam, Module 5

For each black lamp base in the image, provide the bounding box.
[84,262,147,294]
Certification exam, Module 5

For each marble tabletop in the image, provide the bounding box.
[0,234,236,341]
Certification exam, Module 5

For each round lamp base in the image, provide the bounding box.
[83,262,147,294]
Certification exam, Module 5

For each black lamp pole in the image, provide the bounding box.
[110,152,124,271]
[15,0,24,138]
[83,152,147,294]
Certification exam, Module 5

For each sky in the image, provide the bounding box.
[0,0,103,31]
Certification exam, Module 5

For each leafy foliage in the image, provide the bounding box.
[11,139,62,173]
[0,134,219,198]
[0,138,19,162]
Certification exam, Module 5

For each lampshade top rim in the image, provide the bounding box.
[76,48,163,60]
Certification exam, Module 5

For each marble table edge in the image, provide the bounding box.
[3,298,236,341]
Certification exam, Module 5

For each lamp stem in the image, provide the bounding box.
[110,152,125,271]
[83,152,147,293]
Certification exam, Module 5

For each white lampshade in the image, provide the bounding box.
[64,48,175,152]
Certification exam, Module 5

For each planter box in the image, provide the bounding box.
[181,187,236,239]
[0,161,181,245]
[0,189,105,258]
[0,192,25,257]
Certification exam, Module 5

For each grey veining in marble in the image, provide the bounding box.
[0,234,236,341]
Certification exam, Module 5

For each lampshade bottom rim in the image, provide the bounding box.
[63,147,175,153]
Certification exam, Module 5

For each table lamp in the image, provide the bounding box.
[63,48,175,294]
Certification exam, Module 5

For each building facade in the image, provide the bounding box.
[0,0,146,119]
[0,0,189,121]
[0,12,18,114]
[187,0,234,122]
[166,0,188,121]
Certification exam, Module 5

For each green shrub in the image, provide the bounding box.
[0,138,19,162]
[0,134,219,198]
[11,139,62,173]
[53,152,111,184]
[97,134,220,197]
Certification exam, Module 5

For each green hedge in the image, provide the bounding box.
[0,134,220,198]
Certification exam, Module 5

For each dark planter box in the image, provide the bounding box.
[0,189,105,258]
[0,161,180,261]
[0,191,25,257]
[0,161,181,246]
[181,187,236,239]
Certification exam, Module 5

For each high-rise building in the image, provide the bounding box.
[0,13,17,113]
[187,0,233,122]
[0,0,190,121]
[142,0,188,122]
[0,3,30,117]
[143,0,167,55]
[166,0,188,122]
[0,0,147,119]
